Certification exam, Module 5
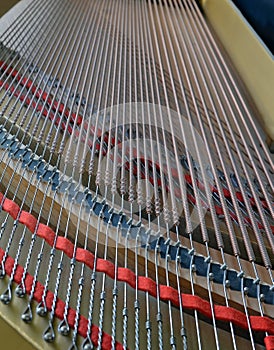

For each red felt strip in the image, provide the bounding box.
[97,258,115,279]
[139,276,157,297]
[0,191,273,340]
[20,211,38,232]
[0,248,123,350]
[56,236,74,258]
[37,223,55,246]
[265,336,274,350]
[214,304,247,329]
[2,197,20,219]
[0,61,82,127]
[117,267,136,289]
[76,247,94,270]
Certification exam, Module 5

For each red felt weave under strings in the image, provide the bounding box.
[0,190,273,349]
[0,248,123,350]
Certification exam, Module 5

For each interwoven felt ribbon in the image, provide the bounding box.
[0,191,273,349]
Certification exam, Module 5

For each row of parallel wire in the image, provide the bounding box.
[0,0,273,349]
